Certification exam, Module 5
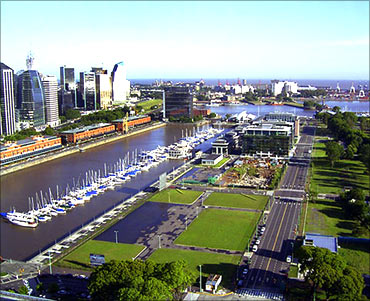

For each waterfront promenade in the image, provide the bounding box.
[0,122,166,177]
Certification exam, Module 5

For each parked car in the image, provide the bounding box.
[252,245,258,252]
[255,239,261,245]
[286,255,292,263]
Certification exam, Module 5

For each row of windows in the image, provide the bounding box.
[0,144,62,166]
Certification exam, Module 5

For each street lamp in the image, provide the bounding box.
[196,207,199,218]
[114,230,119,244]
[48,251,52,274]
[199,265,203,292]
[185,217,188,230]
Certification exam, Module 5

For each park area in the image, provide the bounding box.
[338,240,370,275]
[203,192,268,210]
[149,248,239,289]
[148,188,202,205]
[310,141,369,195]
[55,240,145,270]
[175,208,260,251]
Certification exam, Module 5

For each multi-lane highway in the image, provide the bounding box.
[239,125,315,297]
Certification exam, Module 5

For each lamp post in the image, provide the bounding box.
[114,230,119,244]
[199,265,203,292]
[196,207,199,218]
[48,251,52,274]
[185,217,188,230]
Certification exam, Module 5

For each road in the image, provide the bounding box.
[240,125,315,294]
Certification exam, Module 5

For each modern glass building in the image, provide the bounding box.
[59,66,77,112]
[0,63,16,136]
[91,68,112,109]
[79,72,96,110]
[16,70,46,128]
[241,124,293,157]
[164,87,193,119]
[111,62,130,104]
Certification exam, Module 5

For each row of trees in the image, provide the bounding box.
[319,111,370,171]
[339,188,370,235]
[88,259,196,300]
[296,246,365,300]
[298,89,327,98]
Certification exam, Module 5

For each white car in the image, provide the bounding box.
[286,255,292,263]
[252,245,258,252]
[255,239,261,245]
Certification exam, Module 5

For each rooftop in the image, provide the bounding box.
[59,123,112,134]
[303,233,338,253]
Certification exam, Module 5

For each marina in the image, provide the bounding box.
[1,126,223,228]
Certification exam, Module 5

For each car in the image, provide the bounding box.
[260,227,266,232]
[286,255,292,263]
[242,268,248,274]
[255,239,261,245]
[252,245,258,252]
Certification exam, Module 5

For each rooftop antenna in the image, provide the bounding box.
[26,51,34,70]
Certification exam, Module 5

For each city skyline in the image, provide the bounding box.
[1,1,369,80]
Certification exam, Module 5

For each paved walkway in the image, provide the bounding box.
[136,191,244,260]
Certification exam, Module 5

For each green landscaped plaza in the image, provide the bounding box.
[310,141,369,195]
[55,240,145,270]
[175,208,260,251]
[148,248,239,288]
[204,192,268,210]
[195,157,230,168]
[148,189,202,205]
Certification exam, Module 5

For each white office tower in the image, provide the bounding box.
[0,63,16,135]
[111,61,130,105]
[42,75,60,127]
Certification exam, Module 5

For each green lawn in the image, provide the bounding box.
[138,99,162,112]
[148,189,202,205]
[56,240,144,270]
[305,199,368,239]
[195,157,230,168]
[149,248,239,289]
[175,208,260,251]
[310,142,369,194]
[338,241,370,275]
[288,265,298,278]
[204,192,268,210]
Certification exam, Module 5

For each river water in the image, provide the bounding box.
[1,102,368,261]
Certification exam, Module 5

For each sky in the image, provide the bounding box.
[1,1,369,80]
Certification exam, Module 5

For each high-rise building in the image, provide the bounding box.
[0,63,16,136]
[16,70,46,128]
[111,61,130,104]
[91,68,112,109]
[42,75,60,127]
[164,87,193,119]
[79,72,96,110]
[59,66,77,113]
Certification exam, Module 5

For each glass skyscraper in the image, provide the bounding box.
[80,72,96,110]
[111,61,130,104]
[16,70,46,128]
[0,63,16,136]
[60,66,77,112]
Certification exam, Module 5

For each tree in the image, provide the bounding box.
[325,141,344,167]
[208,113,217,118]
[43,126,56,136]
[296,246,346,297]
[18,285,29,295]
[88,259,196,301]
[65,109,81,120]
[331,266,365,300]
[358,143,370,172]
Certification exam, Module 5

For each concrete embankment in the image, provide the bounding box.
[0,122,166,177]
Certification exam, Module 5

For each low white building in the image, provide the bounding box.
[271,80,298,96]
